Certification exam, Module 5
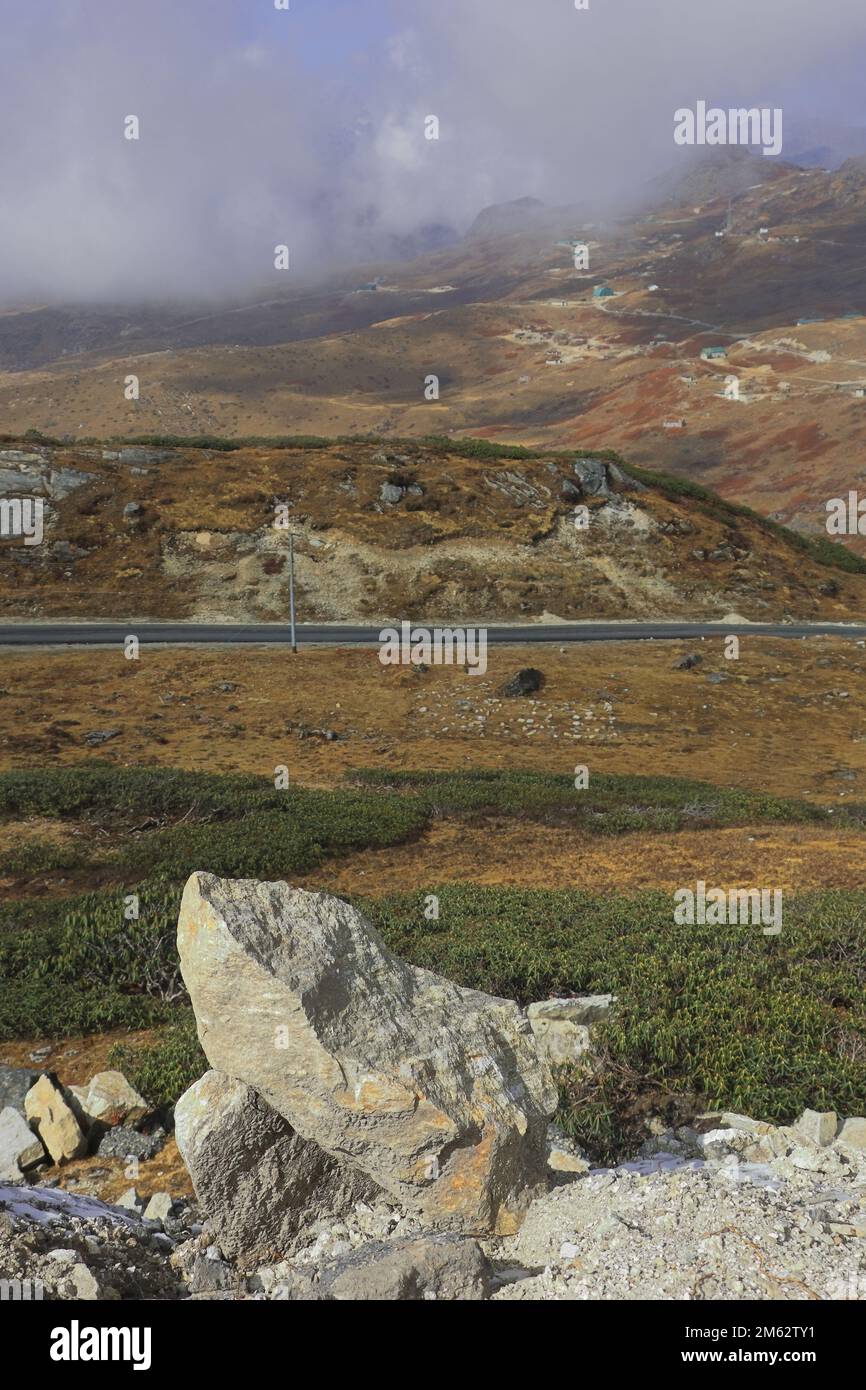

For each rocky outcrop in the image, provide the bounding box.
[177,873,558,1235]
[174,1071,380,1263]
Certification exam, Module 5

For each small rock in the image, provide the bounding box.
[96,1126,165,1162]
[719,1113,773,1136]
[24,1074,87,1164]
[675,653,702,671]
[115,1187,143,1210]
[501,668,545,697]
[315,1234,494,1301]
[379,483,405,504]
[188,1251,233,1294]
[572,458,610,497]
[0,1065,38,1117]
[68,1263,100,1300]
[143,1191,174,1223]
[794,1109,838,1147]
[836,1117,866,1152]
[528,995,615,1027]
[68,1071,148,1132]
[546,1125,589,1175]
[695,1129,743,1160]
[84,729,121,746]
[0,1106,46,1177]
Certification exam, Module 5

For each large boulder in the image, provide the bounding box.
[174,1070,380,1264]
[177,874,558,1235]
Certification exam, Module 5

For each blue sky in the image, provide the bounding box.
[247,0,400,70]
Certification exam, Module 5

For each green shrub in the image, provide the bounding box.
[365,884,866,1157]
[0,764,277,819]
[110,1012,206,1110]
[351,767,852,831]
[116,793,427,880]
[48,880,185,1002]
[0,978,170,1040]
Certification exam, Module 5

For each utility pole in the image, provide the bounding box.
[288,532,297,653]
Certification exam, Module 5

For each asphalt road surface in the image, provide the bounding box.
[2,621,866,647]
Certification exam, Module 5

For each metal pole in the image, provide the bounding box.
[289,532,297,653]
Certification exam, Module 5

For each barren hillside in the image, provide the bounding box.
[0,436,863,622]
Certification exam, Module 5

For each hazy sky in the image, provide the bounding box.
[2,0,866,303]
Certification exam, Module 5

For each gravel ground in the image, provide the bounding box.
[3,1129,865,1301]
[490,1155,866,1300]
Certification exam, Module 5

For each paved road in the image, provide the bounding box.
[2,621,866,647]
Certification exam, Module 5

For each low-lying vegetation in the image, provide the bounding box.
[2,764,864,1159]
[351,767,865,831]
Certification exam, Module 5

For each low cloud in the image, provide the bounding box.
[1,0,865,303]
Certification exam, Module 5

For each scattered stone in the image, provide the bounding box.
[187,1249,234,1294]
[103,448,174,465]
[24,1074,87,1165]
[572,458,610,497]
[84,729,121,746]
[794,1109,838,1147]
[46,468,97,500]
[675,653,702,671]
[526,996,614,1066]
[0,1106,46,1178]
[719,1113,773,1136]
[67,1263,100,1300]
[0,1065,37,1118]
[174,1070,380,1264]
[67,1070,149,1134]
[837,1117,866,1152]
[607,461,646,493]
[177,874,557,1235]
[304,1234,494,1301]
[115,1188,143,1211]
[143,1192,174,1223]
[95,1126,166,1162]
[500,668,545,697]
[529,994,615,1027]
[379,482,405,504]
[546,1125,589,1176]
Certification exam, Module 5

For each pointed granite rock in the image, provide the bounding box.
[177,873,557,1235]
